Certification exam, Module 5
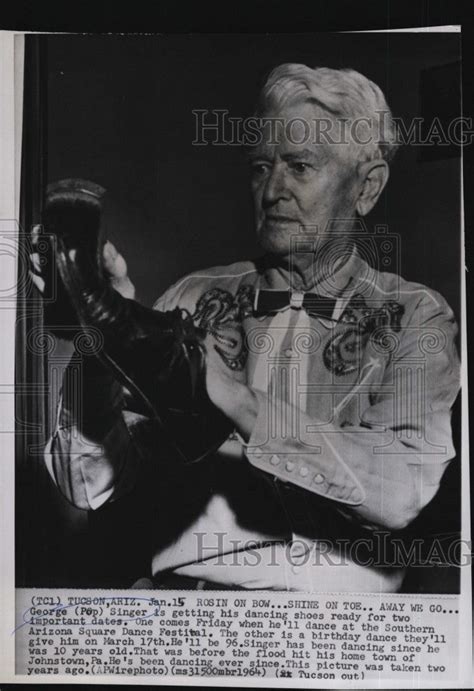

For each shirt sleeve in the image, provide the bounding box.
[43,278,185,511]
[245,290,461,531]
[44,408,141,511]
[43,361,143,510]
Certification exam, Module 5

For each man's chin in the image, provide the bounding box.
[257,231,292,257]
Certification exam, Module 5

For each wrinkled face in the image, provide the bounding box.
[250,102,361,260]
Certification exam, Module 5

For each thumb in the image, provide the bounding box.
[102,241,136,299]
[102,241,120,274]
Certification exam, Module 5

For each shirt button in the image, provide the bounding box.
[313,473,325,485]
[299,466,309,477]
[285,461,295,472]
[270,454,281,466]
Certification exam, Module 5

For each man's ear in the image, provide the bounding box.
[355,159,390,217]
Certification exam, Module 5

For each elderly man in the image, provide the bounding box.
[44,64,460,592]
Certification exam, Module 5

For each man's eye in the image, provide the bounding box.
[251,163,269,176]
[290,161,310,174]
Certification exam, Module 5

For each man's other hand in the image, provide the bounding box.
[204,333,259,441]
[102,240,136,299]
[29,226,136,300]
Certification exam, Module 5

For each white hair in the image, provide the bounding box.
[257,63,399,163]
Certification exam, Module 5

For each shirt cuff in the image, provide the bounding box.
[244,390,366,506]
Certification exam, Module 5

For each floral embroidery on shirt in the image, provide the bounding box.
[323,293,405,376]
[192,285,255,371]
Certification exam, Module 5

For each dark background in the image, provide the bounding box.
[18,32,462,590]
[46,33,461,313]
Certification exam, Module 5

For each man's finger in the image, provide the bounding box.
[103,241,128,279]
[30,252,42,273]
[102,241,119,272]
[110,275,136,300]
[29,270,45,294]
[101,240,136,298]
[31,224,42,245]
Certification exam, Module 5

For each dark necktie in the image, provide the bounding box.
[254,289,337,320]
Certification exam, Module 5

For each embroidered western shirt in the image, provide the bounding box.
[44,252,460,591]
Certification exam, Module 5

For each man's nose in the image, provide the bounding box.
[262,165,289,207]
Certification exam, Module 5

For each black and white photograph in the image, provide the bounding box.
[16,31,463,593]
[1,23,470,687]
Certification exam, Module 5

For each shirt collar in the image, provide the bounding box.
[256,247,375,325]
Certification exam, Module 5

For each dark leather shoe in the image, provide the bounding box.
[42,178,233,464]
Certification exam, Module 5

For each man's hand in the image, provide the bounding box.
[29,225,136,300]
[101,240,136,299]
[204,333,259,441]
